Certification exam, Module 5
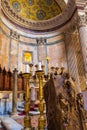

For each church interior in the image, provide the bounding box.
[0,0,87,130]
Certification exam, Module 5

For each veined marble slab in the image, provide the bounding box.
[0,117,23,130]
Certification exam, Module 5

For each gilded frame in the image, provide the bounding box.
[23,51,33,64]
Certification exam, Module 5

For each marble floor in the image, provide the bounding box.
[0,114,47,130]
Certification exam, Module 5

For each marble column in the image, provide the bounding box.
[78,13,87,78]
[11,68,18,116]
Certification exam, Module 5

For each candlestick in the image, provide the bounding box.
[36,70,46,129]
[22,73,31,130]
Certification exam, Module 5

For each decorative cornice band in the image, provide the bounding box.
[19,39,64,46]
[1,23,64,45]
[1,18,65,39]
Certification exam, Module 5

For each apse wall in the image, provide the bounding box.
[0,20,10,70]
[0,20,67,73]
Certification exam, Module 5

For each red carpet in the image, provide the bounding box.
[18,104,39,116]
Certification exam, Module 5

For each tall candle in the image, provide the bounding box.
[25,65,30,73]
[38,62,42,70]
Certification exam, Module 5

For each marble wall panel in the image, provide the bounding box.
[47,41,67,68]
[0,22,10,70]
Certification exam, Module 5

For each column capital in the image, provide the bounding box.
[10,30,20,40]
[36,37,47,45]
[76,0,87,26]
[78,13,87,27]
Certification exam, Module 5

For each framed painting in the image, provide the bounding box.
[23,51,33,64]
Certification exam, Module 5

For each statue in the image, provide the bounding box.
[43,76,62,130]
[43,72,84,130]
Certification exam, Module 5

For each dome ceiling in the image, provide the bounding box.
[10,0,62,21]
[1,0,76,32]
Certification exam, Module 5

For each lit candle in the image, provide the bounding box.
[38,62,42,70]
[25,65,30,73]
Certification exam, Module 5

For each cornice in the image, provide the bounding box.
[1,24,64,46]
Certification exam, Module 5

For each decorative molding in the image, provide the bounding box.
[1,18,65,38]
[19,39,64,46]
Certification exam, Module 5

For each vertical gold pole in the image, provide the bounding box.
[36,70,45,130]
[23,73,31,130]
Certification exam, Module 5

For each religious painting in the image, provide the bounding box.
[23,51,33,64]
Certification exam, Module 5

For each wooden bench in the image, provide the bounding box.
[0,117,23,130]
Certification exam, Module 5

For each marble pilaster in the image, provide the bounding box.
[8,30,12,69]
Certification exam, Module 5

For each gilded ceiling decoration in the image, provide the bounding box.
[10,0,62,21]
[1,0,76,32]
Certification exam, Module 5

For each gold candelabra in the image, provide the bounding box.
[23,73,31,130]
[22,64,65,129]
[36,70,46,130]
